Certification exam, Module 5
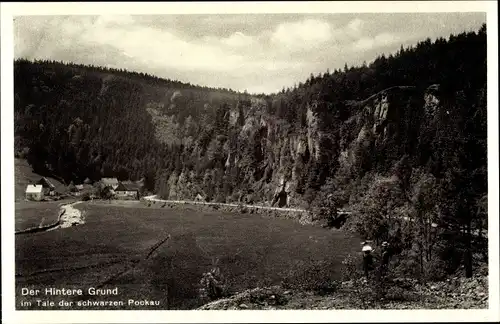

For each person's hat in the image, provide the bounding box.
[382,241,389,247]
[361,245,373,252]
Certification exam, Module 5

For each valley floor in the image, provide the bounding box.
[14,196,488,311]
[15,201,360,310]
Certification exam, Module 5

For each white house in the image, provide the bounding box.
[26,184,44,201]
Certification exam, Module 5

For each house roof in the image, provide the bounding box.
[115,182,139,191]
[73,184,94,192]
[101,178,119,186]
[37,177,55,189]
[26,184,43,194]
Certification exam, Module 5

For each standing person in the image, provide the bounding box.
[381,242,391,268]
[379,241,391,281]
[361,241,374,279]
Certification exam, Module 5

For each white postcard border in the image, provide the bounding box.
[1,1,498,323]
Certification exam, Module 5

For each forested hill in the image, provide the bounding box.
[15,25,486,214]
[14,58,247,186]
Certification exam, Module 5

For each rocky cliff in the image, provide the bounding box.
[148,84,445,209]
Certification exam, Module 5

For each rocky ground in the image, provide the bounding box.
[48,201,85,230]
[199,269,488,310]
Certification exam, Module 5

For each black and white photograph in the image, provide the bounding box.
[1,1,498,323]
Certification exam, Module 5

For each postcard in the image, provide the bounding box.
[1,1,498,323]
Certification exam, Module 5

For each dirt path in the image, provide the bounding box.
[49,201,85,230]
[142,196,487,238]
[142,195,346,213]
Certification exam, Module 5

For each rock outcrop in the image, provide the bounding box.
[149,85,445,208]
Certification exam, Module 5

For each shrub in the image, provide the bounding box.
[340,253,364,281]
[198,262,228,301]
[388,239,448,282]
[338,251,423,306]
[214,193,226,203]
[384,286,419,302]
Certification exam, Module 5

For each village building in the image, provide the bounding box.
[66,183,95,197]
[73,184,96,199]
[100,178,119,190]
[115,182,140,200]
[26,184,43,201]
[36,177,56,196]
[68,183,80,196]
[195,193,207,202]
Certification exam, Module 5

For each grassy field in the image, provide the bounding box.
[15,200,75,232]
[15,203,360,310]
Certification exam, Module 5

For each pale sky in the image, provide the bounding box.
[14,13,486,94]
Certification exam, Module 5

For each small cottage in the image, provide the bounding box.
[26,184,44,201]
[100,178,119,190]
[71,184,95,197]
[68,183,80,196]
[195,193,206,202]
[37,177,56,196]
[115,182,139,200]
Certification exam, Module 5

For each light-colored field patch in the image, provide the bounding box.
[48,201,85,230]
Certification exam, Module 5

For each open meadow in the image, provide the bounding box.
[15,203,360,310]
[15,200,76,232]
